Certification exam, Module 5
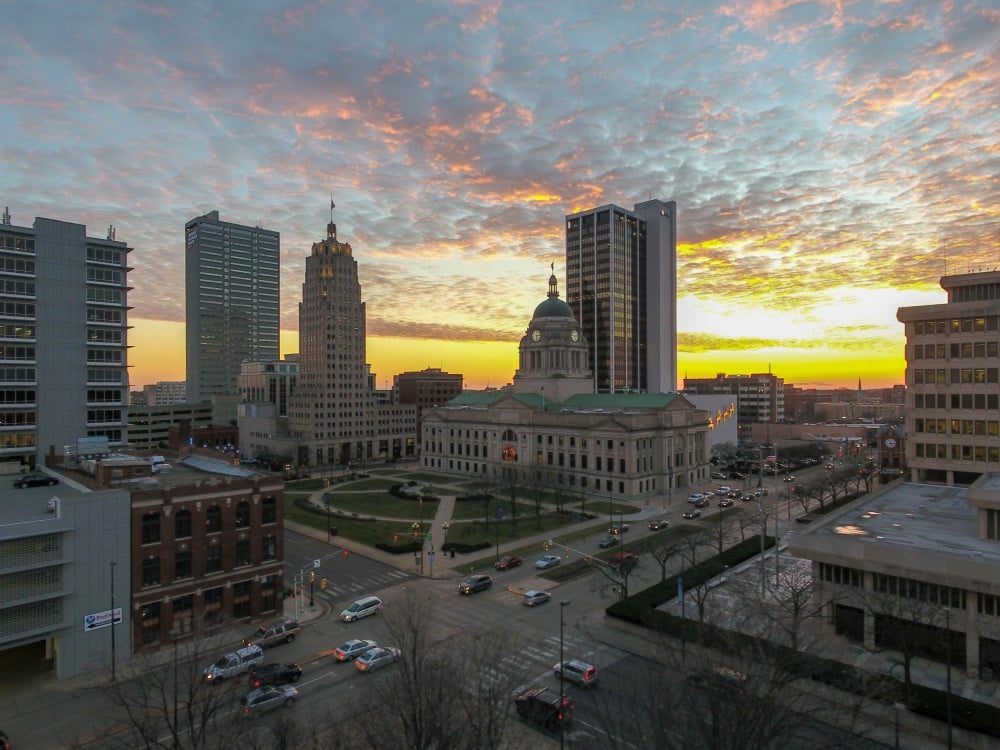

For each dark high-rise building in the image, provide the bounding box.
[185,211,279,403]
[565,200,677,394]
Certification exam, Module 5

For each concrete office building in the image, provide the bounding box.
[896,270,1000,485]
[683,372,786,438]
[0,480,132,680]
[565,200,677,394]
[0,210,131,470]
[283,214,416,467]
[421,273,711,498]
[185,211,280,404]
[238,358,299,418]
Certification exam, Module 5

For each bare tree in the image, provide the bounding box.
[648,533,685,585]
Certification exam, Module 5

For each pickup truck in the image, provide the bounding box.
[514,686,574,731]
[203,645,263,683]
[243,620,301,649]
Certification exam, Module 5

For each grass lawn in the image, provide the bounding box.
[284,491,438,520]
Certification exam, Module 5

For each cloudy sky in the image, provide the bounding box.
[4,0,998,391]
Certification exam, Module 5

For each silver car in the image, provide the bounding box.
[535,555,561,569]
[355,646,401,672]
[240,685,298,717]
[522,589,551,607]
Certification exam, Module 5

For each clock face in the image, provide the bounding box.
[884,438,897,448]
[531,330,541,342]
[571,330,579,342]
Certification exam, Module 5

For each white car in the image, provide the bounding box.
[522,589,551,606]
[687,493,705,504]
[535,555,561,569]
[715,486,732,495]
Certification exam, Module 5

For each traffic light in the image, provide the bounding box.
[542,540,549,550]
[393,534,399,543]
[320,577,327,590]
[343,549,349,558]
[309,570,315,583]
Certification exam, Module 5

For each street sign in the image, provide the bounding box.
[313,559,321,568]
[428,552,435,563]
[84,607,122,632]
[424,534,432,542]
[495,505,503,521]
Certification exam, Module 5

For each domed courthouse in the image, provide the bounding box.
[420,271,712,501]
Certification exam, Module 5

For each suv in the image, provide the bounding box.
[204,645,264,683]
[514,686,574,731]
[554,659,598,687]
[458,575,493,595]
[244,620,301,649]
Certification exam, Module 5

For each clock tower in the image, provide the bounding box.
[512,267,592,402]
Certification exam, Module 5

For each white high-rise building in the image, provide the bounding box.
[0,210,131,467]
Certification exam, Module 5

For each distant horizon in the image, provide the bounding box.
[126,318,906,394]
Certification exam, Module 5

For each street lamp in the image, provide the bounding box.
[441,521,450,557]
[309,570,315,607]
[559,600,570,750]
[943,607,953,749]
[323,479,331,542]
[412,521,422,574]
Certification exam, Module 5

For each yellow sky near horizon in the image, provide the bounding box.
[127,318,906,393]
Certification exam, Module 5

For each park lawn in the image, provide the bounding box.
[284,490,439,519]
[284,496,430,547]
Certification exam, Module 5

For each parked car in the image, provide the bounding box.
[647,519,669,530]
[608,523,629,535]
[682,509,702,520]
[554,659,598,687]
[458,574,493,595]
[340,595,382,622]
[249,663,302,688]
[12,473,58,488]
[493,555,523,571]
[535,555,561,569]
[355,646,401,672]
[333,639,377,662]
[514,686,574,731]
[204,645,264,683]
[240,685,298,717]
[244,619,301,649]
[710,471,727,480]
[598,535,619,549]
[522,589,551,606]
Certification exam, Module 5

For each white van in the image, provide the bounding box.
[340,595,383,622]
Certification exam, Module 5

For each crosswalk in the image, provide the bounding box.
[314,568,412,601]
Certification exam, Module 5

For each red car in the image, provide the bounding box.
[494,555,523,571]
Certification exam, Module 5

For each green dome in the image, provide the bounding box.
[533,297,574,319]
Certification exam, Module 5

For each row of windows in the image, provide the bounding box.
[913,419,1000,436]
[86,246,125,265]
[0,389,37,404]
[140,536,277,586]
[88,329,123,344]
[913,442,1000,462]
[912,315,998,335]
[818,562,864,588]
[87,267,122,284]
[87,368,124,384]
[0,234,34,253]
[88,389,125,403]
[0,301,33,318]
[913,341,1000,360]
[0,410,35,426]
[978,593,1000,617]
[87,409,121,423]
[0,346,33,360]
[86,309,123,324]
[0,368,34,382]
[0,256,34,274]
[0,279,34,297]
[911,368,999,385]
[87,288,124,305]
[0,432,35,448]
[988,509,999,541]
[140,499,278,544]
[441,457,635,494]
[873,573,966,609]
[0,323,33,340]
[87,349,123,364]
[913,393,999,410]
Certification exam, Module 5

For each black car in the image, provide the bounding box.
[13,473,58,488]
[0,729,9,750]
[458,575,493,595]
[249,663,303,688]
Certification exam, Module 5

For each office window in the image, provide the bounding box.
[142,556,161,586]
[235,501,250,528]
[206,505,222,533]
[174,509,191,539]
[235,539,251,567]
[175,550,192,580]
[205,545,222,573]
[141,512,160,544]
[262,497,276,524]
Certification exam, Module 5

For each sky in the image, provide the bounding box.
[3,1,998,393]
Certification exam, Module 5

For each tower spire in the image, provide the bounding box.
[548,263,560,299]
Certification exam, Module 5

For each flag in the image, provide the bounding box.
[330,198,336,209]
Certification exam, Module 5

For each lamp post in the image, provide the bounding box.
[944,607,953,749]
[441,521,450,554]
[323,479,331,542]
[559,600,570,750]
[309,570,315,607]
[412,521,421,573]
[109,560,116,683]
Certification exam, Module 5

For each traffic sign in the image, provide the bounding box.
[313,559,321,568]
[495,505,503,521]
[424,534,432,541]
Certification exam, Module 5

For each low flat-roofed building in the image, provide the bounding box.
[788,473,1000,679]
